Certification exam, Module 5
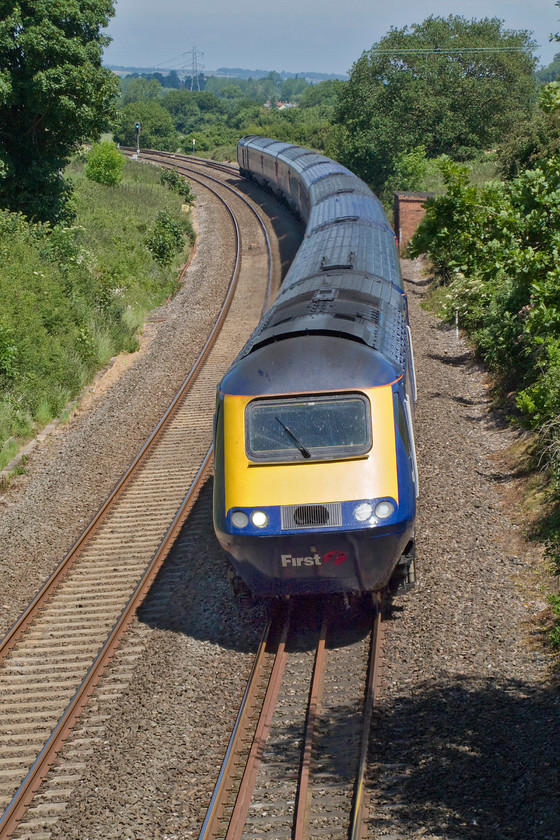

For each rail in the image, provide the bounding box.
[0,155,273,838]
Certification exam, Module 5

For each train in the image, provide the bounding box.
[213,136,418,600]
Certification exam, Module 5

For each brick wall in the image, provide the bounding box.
[393,192,433,253]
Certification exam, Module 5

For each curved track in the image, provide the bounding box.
[123,147,276,306]
[199,600,383,840]
[0,157,275,838]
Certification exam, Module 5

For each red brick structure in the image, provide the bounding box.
[393,192,433,254]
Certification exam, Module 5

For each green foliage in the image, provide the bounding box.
[85,141,124,186]
[0,324,17,379]
[0,0,118,222]
[115,75,336,158]
[333,15,538,193]
[538,80,560,113]
[145,210,189,266]
[536,51,560,83]
[121,77,163,105]
[161,90,228,137]
[162,89,220,134]
[497,82,560,179]
[410,136,560,630]
[180,124,240,154]
[205,73,309,105]
[549,595,560,648]
[410,152,560,474]
[159,169,195,204]
[0,157,194,451]
[242,105,336,153]
[113,101,178,151]
[381,146,436,199]
[298,81,341,109]
[497,109,560,179]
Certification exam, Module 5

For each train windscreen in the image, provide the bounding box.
[245,394,371,462]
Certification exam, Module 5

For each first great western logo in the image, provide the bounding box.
[281,551,348,568]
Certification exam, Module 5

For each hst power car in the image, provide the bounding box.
[213,137,418,598]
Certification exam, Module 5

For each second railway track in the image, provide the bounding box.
[199,599,383,840]
[0,154,278,838]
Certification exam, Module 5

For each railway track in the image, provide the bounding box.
[137,149,239,177]
[126,148,280,307]
[0,157,275,838]
[199,599,383,840]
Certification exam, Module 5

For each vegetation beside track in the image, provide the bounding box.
[0,155,194,471]
[409,132,560,654]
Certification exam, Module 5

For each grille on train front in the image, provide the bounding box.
[281,503,342,530]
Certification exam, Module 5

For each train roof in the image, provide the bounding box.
[282,220,403,294]
[239,136,354,183]
[233,138,408,389]
[308,172,374,205]
[220,333,401,397]
[234,269,407,371]
[307,192,391,235]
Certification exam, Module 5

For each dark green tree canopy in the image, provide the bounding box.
[114,101,178,151]
[0,0,118,221]
[333,16,538,192]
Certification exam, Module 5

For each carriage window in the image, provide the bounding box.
[246,394,371,462]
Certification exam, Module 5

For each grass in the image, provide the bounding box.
[0,155,195,460]
[0,438,19,471]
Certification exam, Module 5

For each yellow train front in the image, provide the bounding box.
[214,330,417,598]
[214,137,418,598]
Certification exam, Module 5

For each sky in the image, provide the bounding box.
[102,0,560,75]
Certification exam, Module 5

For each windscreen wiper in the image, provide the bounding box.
[275,416,311,459]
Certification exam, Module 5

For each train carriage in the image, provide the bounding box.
[213,137,418,599]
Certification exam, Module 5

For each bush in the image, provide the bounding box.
[85,142,125,186]
[409,153,560,466]
[410,144,560,646]
[0,324,17,379]
[145,210,185,266]
[160,168,195,205]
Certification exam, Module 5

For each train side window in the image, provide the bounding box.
[394,393,411,458]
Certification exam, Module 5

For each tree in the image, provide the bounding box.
[114,101,178,151]
[162,71,181,89]
[162,89,202,133]
[536,52,560,83]
[161,89,228,135]
[0,0,118,221]
[279,77,308,101]
[121,76,162,105]
[298,80,340,109]
[333,16,537,193]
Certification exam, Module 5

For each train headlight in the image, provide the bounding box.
[353,502,374,522]
[231,511,249,529]
[250,510,269,528]
[375,500,395,519]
